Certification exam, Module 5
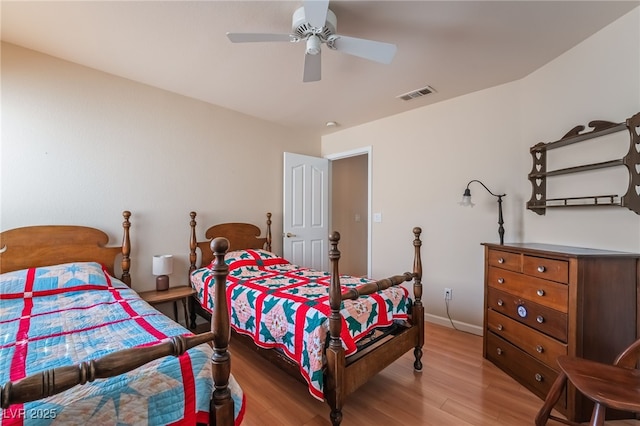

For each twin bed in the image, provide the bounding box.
[0,212,243,425]
[188,212,424,426]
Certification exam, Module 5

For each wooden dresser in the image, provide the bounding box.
[482,243,639,422]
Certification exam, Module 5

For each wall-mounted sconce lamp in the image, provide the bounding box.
[152,254,173,291]
[460,180,506,245]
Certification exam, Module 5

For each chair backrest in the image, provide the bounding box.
[614,338,640,368]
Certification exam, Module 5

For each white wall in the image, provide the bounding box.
[520,8,640,250]
[322,7,640,334]
[1,43,319,294]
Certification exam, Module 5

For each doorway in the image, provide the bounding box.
[327,148,371,277]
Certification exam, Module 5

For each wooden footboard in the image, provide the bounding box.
[325,227,423,425]
[0,333,216,407]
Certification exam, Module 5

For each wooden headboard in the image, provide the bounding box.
[0,211,132,286]
[189,211,272,271]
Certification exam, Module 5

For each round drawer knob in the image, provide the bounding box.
[536,289,545,297]
[497,299,504,307]
[497,278,505,284]
[536,315,545,324]
[497,324,503,331]
[535,373,543,382]
[498,258,505,264]
[496,348,502,355]
[537,265,546,273]
[536,345,544,353]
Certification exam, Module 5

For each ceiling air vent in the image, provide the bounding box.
[397,85,435,101]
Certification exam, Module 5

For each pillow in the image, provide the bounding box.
[222,249,290,269]
[0,261,110,295]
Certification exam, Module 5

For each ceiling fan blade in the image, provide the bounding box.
[332,35,397,64]
[303,0,329,29]
[226,32,295,43]
[303,52,321,83]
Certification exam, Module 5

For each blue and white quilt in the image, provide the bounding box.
[0,262,245,425]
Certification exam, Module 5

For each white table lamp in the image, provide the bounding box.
[152,254,173,291]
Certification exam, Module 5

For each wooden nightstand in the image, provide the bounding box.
[139,285,196,327]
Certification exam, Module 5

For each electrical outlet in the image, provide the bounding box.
[444,288,452,300]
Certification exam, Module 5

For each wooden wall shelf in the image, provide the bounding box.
[527,112,640,215]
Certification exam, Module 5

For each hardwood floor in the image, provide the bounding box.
[209,321,639,425]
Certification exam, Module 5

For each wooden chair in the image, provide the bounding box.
[535,338,640,426]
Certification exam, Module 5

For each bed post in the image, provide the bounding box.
[209,237,234,425]
[265,212,272,252]
[120,211,131,287]
[412,227,424,371]
[188,212,199,329]
[189,212,198,274]
[325,231,345,426]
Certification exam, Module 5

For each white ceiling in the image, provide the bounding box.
[2,1,638,137]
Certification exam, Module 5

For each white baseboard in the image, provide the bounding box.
[425,314,483,336]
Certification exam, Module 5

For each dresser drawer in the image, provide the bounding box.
[487,267,568,313]
[487,309,567,366]
[487,287,568,342]
[486,332,565,407]
[488,249,521,272]
[523,255,569,284]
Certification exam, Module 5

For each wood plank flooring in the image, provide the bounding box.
[208,322,639,425]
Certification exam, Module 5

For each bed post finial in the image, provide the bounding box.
[210,236,234,423]
[121,211,131,287]
[211,237,229,258]
[265,212,272,252]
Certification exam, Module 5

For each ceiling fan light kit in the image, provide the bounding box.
[306,35,321,56]
[226,1,397,82]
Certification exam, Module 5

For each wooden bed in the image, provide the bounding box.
[0,211,239,426]
[188,211,424,426]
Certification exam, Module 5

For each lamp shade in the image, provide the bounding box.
[152,254,173,276]
[459,188,475,207]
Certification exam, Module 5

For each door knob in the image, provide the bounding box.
[284,232,297,238]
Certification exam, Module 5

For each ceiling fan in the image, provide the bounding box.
[226,0,397,83]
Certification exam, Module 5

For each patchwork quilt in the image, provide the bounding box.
[0,262,245,426]
[190,249,410,401]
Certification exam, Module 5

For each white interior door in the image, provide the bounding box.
[283,152,329,270]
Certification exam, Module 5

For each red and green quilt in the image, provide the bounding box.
[190,249,410,400]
